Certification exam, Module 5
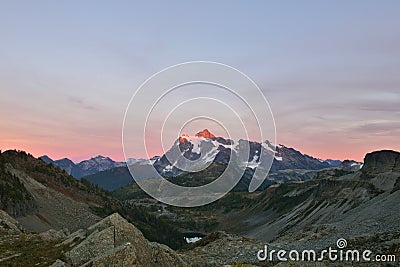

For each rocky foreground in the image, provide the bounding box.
[49,213,271,266]
[52,213,187,266]
[3,210,399,266]
[0,210,265,266]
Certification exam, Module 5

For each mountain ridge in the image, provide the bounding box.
[222,150,400,248]
[83,131,346,191]
[39,154,126,179]
[1,150,186,249]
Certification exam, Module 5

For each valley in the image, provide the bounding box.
[0,144,399,266]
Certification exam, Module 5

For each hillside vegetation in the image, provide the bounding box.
[0,150,185,249]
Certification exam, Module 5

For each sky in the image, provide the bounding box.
[0,1,399,162]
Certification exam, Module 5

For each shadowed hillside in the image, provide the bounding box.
[0,150,185,250]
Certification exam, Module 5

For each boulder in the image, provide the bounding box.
[39,229,67,241]
[61,213,187,266]
[0,209,22,235]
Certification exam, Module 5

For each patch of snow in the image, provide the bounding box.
[252,155,259,162]
[262,142,282,162]
[350,162,363,169]
[273,143,282,148]
[126,158,148,166]
[261,142,276,153]
[246,162,259,169]
[267,142,282,148]
[185,237,202,243]
[216,139,238,151]
[244,154,260,169]
[164,165,173,172]
[188,137,203,154]
[148,158,157,165]
[202,146,219,163]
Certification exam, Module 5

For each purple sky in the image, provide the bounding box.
[0,1,399,162]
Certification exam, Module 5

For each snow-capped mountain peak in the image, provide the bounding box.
[154,130,331,176]
[195,129,216,139]
[179,129,216,144]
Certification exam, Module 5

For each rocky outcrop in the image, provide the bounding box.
[180,231,264,266]
[59,213,187,267]
[0,209,22,235]
[81,245,138,266]
[39,228,68,241]
[361,150,400,174]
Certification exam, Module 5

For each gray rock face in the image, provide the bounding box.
[81,245,138,266]
[362,150,400,174]
[0,209,22,235]
[6,164,101,233]
[61,213,187,267]
[38,229,68,241]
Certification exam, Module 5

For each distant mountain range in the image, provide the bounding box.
[323,158,342,167]
[83,129,357,191]
[39,155,126,179]
[153,129,332,177]
[38,129,363,192]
